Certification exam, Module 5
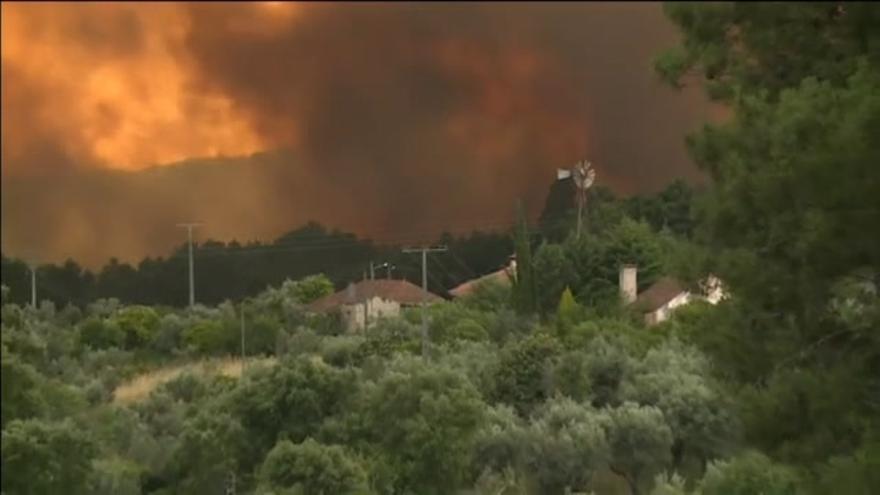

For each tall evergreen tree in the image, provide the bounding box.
[658,1,880,468]
[512,201,538,315]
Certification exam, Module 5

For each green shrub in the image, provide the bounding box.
[162,372,210,403]
[699,451,801,495]
[113,306,161,349]
[491,333,562,415]
[1,419,97,495]
[319,335,365,368]
[245,315,281,356]
[90,457,143,495]
[183,320,232,355]
[259,438,370,494]
[151,314,186,353]
[354,319,421,362]
[449,318,490,343]
[79,317,125,350]
[460,279,513,313]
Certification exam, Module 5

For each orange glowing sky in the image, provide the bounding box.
[1,2,715,266]
[1,2,289,172]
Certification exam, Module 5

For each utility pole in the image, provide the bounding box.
[402,245,447,357]
[176,222,203,308]
[30,264,37,308]
[240,302,246,366]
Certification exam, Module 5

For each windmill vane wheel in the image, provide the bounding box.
[571,161,596,190]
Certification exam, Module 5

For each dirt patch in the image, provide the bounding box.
[113,356,276,405]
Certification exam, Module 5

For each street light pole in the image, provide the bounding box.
[376,261,394,279]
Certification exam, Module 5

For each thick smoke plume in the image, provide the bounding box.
[1,2,716,267]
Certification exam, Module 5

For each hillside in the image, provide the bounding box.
[112,357,277,405]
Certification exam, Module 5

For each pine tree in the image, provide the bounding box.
[512,201,538,315]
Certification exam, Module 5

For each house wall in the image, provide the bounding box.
[642,276,727,327]
[341,297,401,332]
[620,265,638,304]
[705,288,724,305]
[703,276,725,305]
[341,305,362,332]
[645,291,692,326]
[367,297,400,327]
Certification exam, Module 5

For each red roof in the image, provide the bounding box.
[307,279,442,312]
[448,267,513,298]
[633,277,686,312]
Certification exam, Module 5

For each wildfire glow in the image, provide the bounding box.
[1,2,267,172]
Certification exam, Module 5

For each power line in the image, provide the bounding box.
[167,235,466,259]
[258,213,526,240]
[5,211,565,282]
[447,250,479,278]
[163,214,557,260]
[165,209,563,254]
[383,257,435,286]
[184,218,521,253]
[170,242,372,259]
[188,216,521,250]
[430,256,459,287]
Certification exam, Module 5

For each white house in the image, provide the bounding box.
[307,279,442,332]
[619,264,725,326]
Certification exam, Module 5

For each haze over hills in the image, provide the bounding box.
[3,150,309,267]
[2,2,717,267]
[0,145,705,268]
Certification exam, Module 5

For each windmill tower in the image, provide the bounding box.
[557,160,596,239]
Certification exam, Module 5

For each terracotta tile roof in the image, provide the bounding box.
[449,267,513,298]
[307,279,442,312]
[633,277,686,312]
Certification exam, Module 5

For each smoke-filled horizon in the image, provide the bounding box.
[1,2,721,268]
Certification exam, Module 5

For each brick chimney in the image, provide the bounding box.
[619,264,637,304]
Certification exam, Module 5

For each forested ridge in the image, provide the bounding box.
[2,3,879,494]
[0,176,694,309]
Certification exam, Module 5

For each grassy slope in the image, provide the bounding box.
[112,356,277,404]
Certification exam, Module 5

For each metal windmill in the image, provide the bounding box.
[557,160,596,239]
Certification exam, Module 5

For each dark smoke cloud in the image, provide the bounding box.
[1,2,716,267]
